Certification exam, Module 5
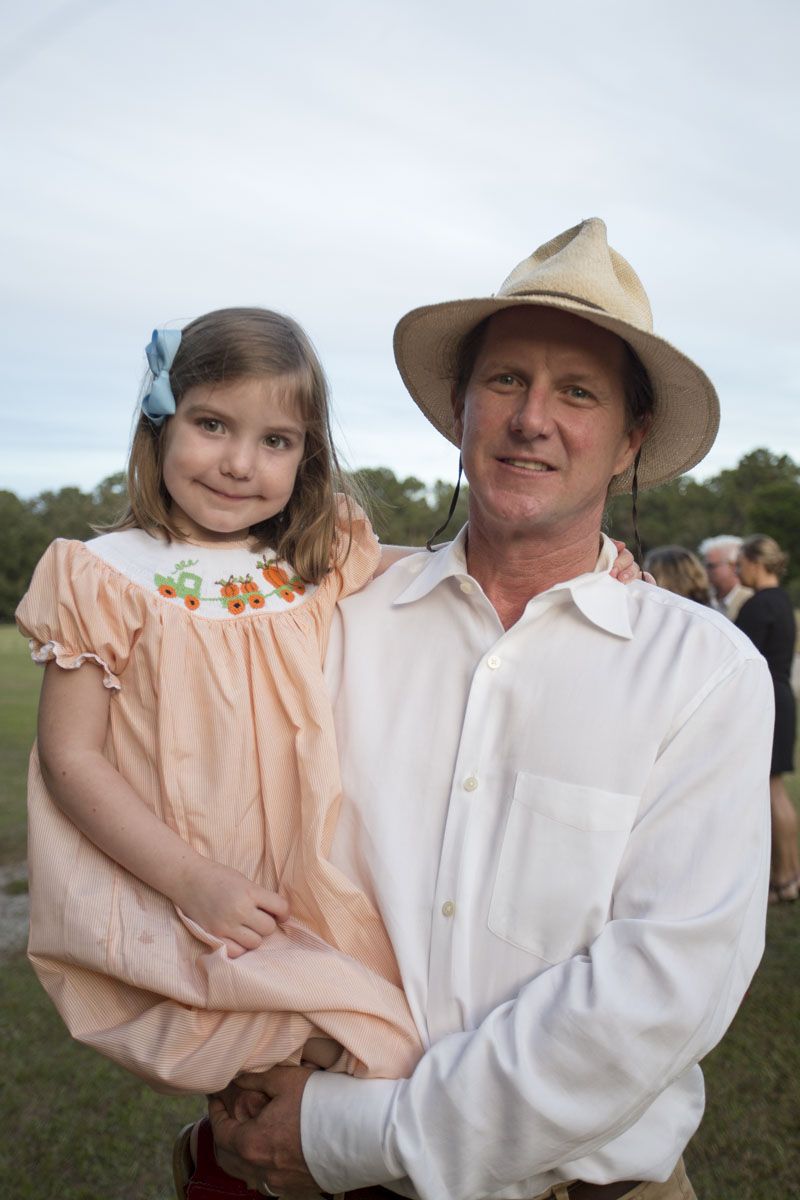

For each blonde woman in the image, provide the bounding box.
[643,545,712,606]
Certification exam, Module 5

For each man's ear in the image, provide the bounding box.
[614,416,649,477]
[451,386,464,446]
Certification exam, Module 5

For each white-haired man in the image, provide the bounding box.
[698,535,753,620]
[207,221,772,1200]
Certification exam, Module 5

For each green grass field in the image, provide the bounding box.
[1,624,798,1198]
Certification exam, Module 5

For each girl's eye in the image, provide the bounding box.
[263,434,290,449]
[199,418,223,433]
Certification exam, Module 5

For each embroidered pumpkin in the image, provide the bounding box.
[216,576,240,597]
[240,575,259,594]
[262,564,288,589]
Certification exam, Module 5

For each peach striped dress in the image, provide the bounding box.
[16,507,422,1094]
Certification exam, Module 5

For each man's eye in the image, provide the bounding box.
[566,386,592,401]
[494,374,518,387]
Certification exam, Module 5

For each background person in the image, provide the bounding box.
[736,534,799,902]
[698,534,753,619]
[643,545,712,605]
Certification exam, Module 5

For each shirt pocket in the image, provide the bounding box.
[488,772,640,964]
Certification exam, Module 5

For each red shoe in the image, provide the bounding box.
[172,1117,264,1199]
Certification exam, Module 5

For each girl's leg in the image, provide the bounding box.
[769,774,800,899]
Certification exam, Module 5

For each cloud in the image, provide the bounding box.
[1,0,798,496]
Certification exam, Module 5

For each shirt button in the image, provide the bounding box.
[463,775,478,791]
[441,900,455,918]
[487,655,501,670]
[459,580,474,594]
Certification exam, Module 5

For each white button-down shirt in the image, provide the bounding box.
[302,531,772,1200]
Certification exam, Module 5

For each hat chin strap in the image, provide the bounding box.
[630,448,643,565]
[426,456,463,551]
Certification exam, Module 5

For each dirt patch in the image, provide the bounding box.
[0,862,29,956]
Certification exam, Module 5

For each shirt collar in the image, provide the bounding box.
[394,528,633,640]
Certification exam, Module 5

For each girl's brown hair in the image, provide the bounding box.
[109,308,353,582]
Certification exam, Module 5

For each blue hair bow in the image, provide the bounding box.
[141,328,182,425]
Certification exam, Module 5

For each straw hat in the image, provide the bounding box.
[393,218,719,494]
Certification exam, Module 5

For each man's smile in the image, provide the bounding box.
[498,458,555,472]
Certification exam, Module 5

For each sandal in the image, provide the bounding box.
[172,1123,195,1199]
[768,877,800,904]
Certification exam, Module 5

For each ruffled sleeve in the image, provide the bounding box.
[16,539,141,690]
[330,493,382,601]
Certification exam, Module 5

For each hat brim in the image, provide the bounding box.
[393,295,720,494]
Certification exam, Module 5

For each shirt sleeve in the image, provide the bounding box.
[330,494,382,600]
[15,539,141,689]
[302,653,773,1200]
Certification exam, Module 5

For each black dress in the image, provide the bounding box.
[736,587,797,774]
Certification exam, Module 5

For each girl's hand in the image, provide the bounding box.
[173,859,290,958]
[610,539,655,585]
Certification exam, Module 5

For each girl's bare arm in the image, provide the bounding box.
[37,662,289,956]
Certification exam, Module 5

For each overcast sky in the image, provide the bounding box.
[1,0,797,499]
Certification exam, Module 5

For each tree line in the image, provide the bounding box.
[2,448,798,621]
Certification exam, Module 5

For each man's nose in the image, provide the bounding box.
[510,385,555,437]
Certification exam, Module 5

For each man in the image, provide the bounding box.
[698,535,753,620]
[210,220,772,1200]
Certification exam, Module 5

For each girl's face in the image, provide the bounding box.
[162,376,306,543]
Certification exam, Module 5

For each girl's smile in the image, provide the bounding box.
[161,376,306,544]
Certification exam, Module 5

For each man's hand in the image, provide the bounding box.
[209,1065,318,1194]
[172,859,290,958]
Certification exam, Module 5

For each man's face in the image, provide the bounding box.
[453,307,645,545]
[702,549,739,600]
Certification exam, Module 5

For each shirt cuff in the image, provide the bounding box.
[301,1071,403,1192]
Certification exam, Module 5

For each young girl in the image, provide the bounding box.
[16,308,423,1101]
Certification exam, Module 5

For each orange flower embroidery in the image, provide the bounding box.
[159,584,177,599]
[227,598,246,615]
[248,593,266,609]
[184,594,200,610]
